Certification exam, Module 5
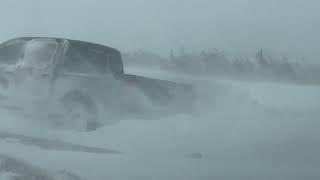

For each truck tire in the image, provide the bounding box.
[60,89,99,131]
[0,74,8,90]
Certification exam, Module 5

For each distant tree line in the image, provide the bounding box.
[123,48,320,85]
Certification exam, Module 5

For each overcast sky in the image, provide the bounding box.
[0,0,319,61]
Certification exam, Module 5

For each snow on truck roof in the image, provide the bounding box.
[0,37,125,75]
[3,37,121,54]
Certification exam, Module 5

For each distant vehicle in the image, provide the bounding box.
[0,37,196,131]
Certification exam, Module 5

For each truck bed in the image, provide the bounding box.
[122,74,196,114]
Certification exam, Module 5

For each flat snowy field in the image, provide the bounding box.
[0,75,320,180]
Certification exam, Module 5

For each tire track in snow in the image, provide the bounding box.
[0,131,122,154]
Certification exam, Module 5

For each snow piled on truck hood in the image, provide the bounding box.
[0,77,320,180]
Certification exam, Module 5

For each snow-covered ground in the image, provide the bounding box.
[0,76,320,180]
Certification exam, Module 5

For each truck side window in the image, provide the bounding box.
[62,44,109,74]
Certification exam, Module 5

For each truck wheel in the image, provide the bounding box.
[0,74,8,90]
[60,89,99,131]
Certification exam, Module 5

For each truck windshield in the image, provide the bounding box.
[0,40,27,65]
[20,39,58,69]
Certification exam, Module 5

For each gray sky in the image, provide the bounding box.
[0,0,319,60]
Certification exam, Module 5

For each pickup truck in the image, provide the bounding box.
[0,37,196,131]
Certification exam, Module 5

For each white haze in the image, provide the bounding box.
[1,75,320,179]
[0,0,320,180]
[0,0,320,61]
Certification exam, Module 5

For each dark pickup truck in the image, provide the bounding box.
[0,37,196,131]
